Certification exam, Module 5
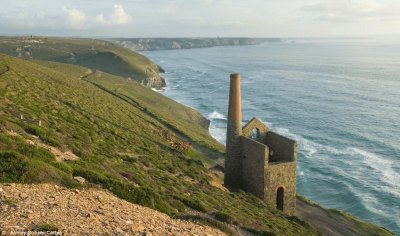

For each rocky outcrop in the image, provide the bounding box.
[141,64,166,89]
[0,183,225,235]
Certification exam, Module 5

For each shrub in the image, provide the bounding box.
[23,125,59,147]
[0,151,28,182]
[182,198,208,212]
[37,223,59,231]
[214,211,233,224]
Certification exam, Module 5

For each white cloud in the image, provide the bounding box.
[63,7,86,28]
[96,5,132,25]
[0,1,399,37]
[202,0,216,6]
[301,0,399,22]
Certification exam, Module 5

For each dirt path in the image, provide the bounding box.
[296,199,359,236]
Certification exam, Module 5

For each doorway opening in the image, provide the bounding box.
[276,187,284,211]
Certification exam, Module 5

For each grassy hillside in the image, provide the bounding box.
[0,53,319,235]
[0,36,165,88]
[0,53,392,235]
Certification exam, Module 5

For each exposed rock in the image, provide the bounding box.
[157,65,165,73]
[0,184,225,235]
[73,176,86,185]
[5,130,79,162]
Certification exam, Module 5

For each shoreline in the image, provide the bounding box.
[144,51,397,235]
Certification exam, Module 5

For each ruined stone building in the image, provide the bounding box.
[224,73,297,215]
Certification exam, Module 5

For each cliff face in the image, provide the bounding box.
[0,36,166,89]
[111,38,260,51]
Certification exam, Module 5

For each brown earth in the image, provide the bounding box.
[296,198,393,236]
[0,184,225,236]
[296,199,358,236]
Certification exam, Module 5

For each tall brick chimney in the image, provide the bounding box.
[224,73,243,188]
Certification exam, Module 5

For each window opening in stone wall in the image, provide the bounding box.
[251,128,260,139]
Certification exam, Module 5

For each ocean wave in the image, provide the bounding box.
[151,88,165,92]
[274,127,319,156]
[208,117,398,192]
[209,122,226,143]
[207,111,227,120]
[346,147,400,191]
[273,125,400,196]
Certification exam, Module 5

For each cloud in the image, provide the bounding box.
[96,5,132,25]
[301,0,398,22]
[63,7,86,28]
[202,0,216,6]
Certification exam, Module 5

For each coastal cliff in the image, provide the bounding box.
[0,36,166,89]
[0,48,393,235]
[110,38,263,51]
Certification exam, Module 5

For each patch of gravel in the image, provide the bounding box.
[0,184,225,236]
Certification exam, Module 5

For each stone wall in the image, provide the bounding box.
[224,75,298,216]
[241,137,269,199]
[264,162,297,215]
[242,118,270,140]
[264,131,296,162]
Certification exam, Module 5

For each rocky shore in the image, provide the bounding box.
[0,184,225,236]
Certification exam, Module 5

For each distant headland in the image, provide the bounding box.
[108,37,284,51]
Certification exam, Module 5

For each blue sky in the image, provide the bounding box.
[1,0,400,37]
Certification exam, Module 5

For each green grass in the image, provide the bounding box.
[327,209,394,236]
[0,52,393,235]
[0,36,164,88]
[214,211,234,224]
[0,53,320,235]
[0,49,393,235]
[37,223,59,232]
[297,195,394,236]
[2,198,17,206]
[82,69,224,154]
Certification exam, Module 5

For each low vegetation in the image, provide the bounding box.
[297,195,394,236]
[0,52,391,235]
[0,36,165,88]
[0,53,318,235]
[37,223,59,232]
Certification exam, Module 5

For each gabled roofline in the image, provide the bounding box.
[242,117,269,131]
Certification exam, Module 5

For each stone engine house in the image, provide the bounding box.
[224,73,297,215]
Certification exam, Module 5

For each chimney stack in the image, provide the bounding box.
[225,73,243,188]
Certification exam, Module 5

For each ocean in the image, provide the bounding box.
[142,39,400,234]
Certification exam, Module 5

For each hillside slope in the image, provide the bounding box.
[296,197,394,236]
[0,53,319,235]
[0,183,225,235]
[0,53,393,235]
[0,36,165,88]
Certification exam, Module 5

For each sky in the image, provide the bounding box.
[1,0,400,38]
